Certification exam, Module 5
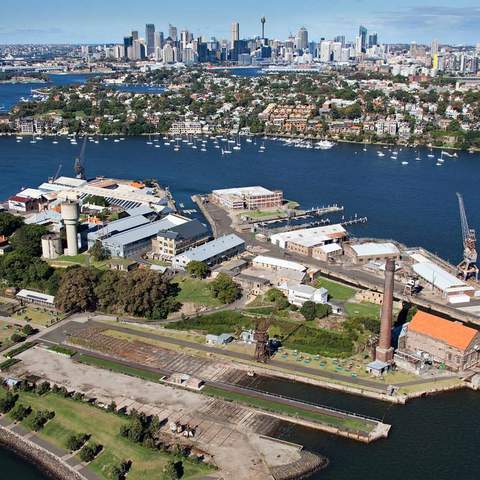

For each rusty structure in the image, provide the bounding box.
[375,258,395,363]
[254,318,270,363]
[456,193,478,280]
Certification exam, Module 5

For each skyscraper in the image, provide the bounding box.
[368,32,378,48]
[145,24,155,56]
[168,24,178,42]
[358,25,367,53]
[334,35,345,46]
[231,21,239,46]
[131,30,139,41]
[431,39,439,56]
[296,27,308,50]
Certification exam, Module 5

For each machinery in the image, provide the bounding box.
[253,318,270,363]
[403,274,420,296]
[74,137,87,180]
[456,193,479,280]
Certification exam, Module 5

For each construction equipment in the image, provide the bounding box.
[456,192,478,280]
[253,318,270,363]
[74,137,87,180]
[48,163,62,183]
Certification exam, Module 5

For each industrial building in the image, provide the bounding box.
[16,289,55,308]
[101,214,189,258]
[211,186,283,210]
[151,219,210,260]
[281,283,329,306]
[397,311,480,372]
[409,252,476,303]
[251,256,307,273]
[172,234,245,270]
[270,224,347,256]
[344,242,400,264]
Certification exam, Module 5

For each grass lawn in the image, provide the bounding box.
[1,390,212,480]
[12,307,61,327]
[76,353,163,383]
[344,302,381,319]
[173,277,221,307]
[203,386,374,434]
[315,277,356,301]
[243,209,287,219]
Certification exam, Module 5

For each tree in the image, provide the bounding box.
[89,240,111,262]
[10,224,48,257]
[11,403,31,422]
[264,288,290,310]
[0,212,24,237]
[0,392,18,413]
[55,266,98,313]
[66,433,89,452]
[209,273,241,304]
[162,460,180,480]
[300,301,317,321]
[79,442,101,462]
[22,324,35,336]
[315,303,331,319]
[186,260,209,279]
[10,333,25,343]
[0,252,53,289]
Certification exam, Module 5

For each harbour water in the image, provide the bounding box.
[1,136,480,478]
[0,446,49,479]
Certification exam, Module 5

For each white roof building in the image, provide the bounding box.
[280,283,329,306]
[16,289,55,306]
[270,224,347,249]
[350,242,400,258]
[212,186,275,197]
[252,255,306,272]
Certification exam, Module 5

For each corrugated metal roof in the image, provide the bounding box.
[351,242,399,257]
[252,255,306,272]
[412,261,466,292]
[175,234,244,263]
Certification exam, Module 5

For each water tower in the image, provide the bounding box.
[61,201,80,256]
[41,233,63,260]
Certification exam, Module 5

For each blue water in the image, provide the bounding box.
[1,136,478,263]
[0,73,101,112]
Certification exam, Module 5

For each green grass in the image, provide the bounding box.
[76,354,162,383]
[173,277,222,307]
[344,302,381,319]
[0,358,21,370]
[315,277,356,301]
[47,345,76,357]
[244,209,287,219]
[203,386,374,434]
[13,307,61,327]
[166,310,253,335]
[0,390,213,480]
[56,254,89,265]
[5,342,36,358]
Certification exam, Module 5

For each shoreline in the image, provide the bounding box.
[0,424,86,480]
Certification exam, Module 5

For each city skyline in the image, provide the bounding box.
[1,0,479,45]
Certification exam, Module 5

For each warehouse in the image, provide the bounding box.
[102,214,189,258]
[412,260,475,302]
[172,234,245,270]
[345,242,400,264]
[270,224,347,256]
[151,219,210,259]
[398,311,480,372]
[251,255,307,273]
[211,186,283,210]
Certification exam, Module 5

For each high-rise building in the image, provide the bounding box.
[168,24,178,42]
[155,31,164,50]
[431,39,439,56]
[358,25,367,53]
[145,24,155,56]
[334,35,345,46]
[319,40,332,62]
[296,27,308,50]
[231,21,239,46]
[132,30,139,41]
[123,36,133,58]
[180,30,190,50]
[368,32,378,47]
[260,16,266,39]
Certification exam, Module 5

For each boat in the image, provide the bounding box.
[246,138,253,143]
[390,156,397,160]
[436,162,443,166]
[113,139,120,143]
[201,147,207,152]
[155,144,160,148]
[164,141,171,146]
[415,157,421,160]
[52,140,58,144]
[16,136,23,140]
[316,140,335,150]
[377,152,385,157]
[427,154,435,158]
[401,161,409,165]
[221,148,232,155]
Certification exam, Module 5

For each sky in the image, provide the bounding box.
[0,0,479,45]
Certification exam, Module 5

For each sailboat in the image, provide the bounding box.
[146,134,153,145]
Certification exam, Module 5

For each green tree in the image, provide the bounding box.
[0,212,24,237]
[55,266,98,313]
[300,301,317,321]
[10,403,30,422]
[315,303,331,319]
[162,460,180,480]
[89,240,111,262]
[186,260,209,279]
[209,273,241,304]
[10,224,48,257]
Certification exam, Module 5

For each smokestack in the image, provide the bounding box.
[376,258,395,363]
[61,201,80,256]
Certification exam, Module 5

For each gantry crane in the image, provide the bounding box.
[456,193,478,280]
[74,137,87,180]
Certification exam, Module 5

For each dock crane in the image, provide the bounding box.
[456,192,479,280]
[48,163,62,183]
[74,137,87,180]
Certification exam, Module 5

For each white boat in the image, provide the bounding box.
[221,148,232,155]
[233,145,241,150]
[155,144,160,148]
[214,145,220,149]
[16,136,23,140]
[377,152,385,157]
[401,161,409,165]
[164,142,171,146]
[316,140,335,150]
[436,162,443,166]
[174,147,179,152]
[52,141,59,144]
[201,147,207,152]
[427,154,435,158]
[246,138,253,143]
[415,157,421,160]
[390,156,397,160]
[113,139,120,143]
